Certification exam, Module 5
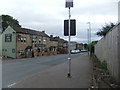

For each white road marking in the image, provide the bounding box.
[8,83,16,88]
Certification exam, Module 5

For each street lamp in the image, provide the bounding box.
[87,22,91,56]
[65,0,73,78]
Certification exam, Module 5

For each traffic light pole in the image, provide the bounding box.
[67,7,72,78]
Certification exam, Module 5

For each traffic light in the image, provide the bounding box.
[64,19,76,36]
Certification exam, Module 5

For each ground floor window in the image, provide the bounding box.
[5,34,12,42]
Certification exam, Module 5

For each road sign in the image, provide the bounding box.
[64,19,76,36]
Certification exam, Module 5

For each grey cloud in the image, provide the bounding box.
[0,0,119,43]
[72,1,118,16]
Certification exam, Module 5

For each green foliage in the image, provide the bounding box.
[88,41,98,53]
[83,43,88,50]
[100,60,107,70]
[96,23,115,37]
[2,15,21,31]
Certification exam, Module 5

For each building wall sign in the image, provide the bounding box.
[35,44,45,47]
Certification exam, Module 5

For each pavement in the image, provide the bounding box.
[2,57,34,64]
[12,53,92,88]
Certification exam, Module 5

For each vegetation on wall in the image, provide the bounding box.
[88,41,98,54]
[100,60,108,71]
[96,23,115,37]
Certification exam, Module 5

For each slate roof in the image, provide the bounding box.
[10,25,49,37]
[50,36,68,43]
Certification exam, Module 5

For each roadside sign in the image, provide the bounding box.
[64,19,76,36]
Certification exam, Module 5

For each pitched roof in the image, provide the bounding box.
[50,36,68,43]
[10,25,49,37]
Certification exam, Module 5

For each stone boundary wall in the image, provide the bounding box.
[95,23,120,83]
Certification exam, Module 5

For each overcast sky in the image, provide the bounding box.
[0,0,119,43]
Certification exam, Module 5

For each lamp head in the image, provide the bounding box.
[65,0,73,8]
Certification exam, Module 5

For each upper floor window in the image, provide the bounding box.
[21,37,24,42]
[43,39,47,43]
[19,37,27,42]
[39,39,41,43]
[24,37,26,42]
[5,34,12,42]
[32,38,37,43]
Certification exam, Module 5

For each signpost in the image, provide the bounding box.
[65,0,74,78]
[64,19,76,36]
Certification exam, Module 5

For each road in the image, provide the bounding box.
[2,53,84,88]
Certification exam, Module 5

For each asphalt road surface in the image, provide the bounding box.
[2,53,85,88]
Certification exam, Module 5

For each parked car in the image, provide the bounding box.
[70,50,80,54]
[71,50,76,54]
[76,50,80,53]
[81,50,88,52]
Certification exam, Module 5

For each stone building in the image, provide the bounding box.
[1,25,50,58]
[49,36,68,54]
[52,36,68,54]
[0,15,68,58]
[49,35,58,55]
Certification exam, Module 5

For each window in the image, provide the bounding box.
[21,37,24,42]
[43,39,47,43]
[43,39,46,42]
[5,34,12,42]
[12,49,15,53]
[24,37,26,42]
[20,37,26,42]
[39,39,41,43]
[32,38,36,43]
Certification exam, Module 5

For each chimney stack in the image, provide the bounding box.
[50,35,53,38]
[42,31,45,33]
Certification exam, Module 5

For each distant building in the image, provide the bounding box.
[70,41,77,50]
[118,1,120,23]
[76,43,84,50]
[49,35,58,55]
[50,36,68,54]
[70,41,84,50]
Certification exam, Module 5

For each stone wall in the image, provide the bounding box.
[95,23,120,83]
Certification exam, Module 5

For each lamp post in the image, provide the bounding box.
[65,0,73,78]
[87,22,91,56]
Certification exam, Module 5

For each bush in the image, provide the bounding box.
[100,60,107,70]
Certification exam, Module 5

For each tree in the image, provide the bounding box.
[96,23,115,37]
[88,41,98,54]
[2,15,21,31]
[83,43,88,50]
